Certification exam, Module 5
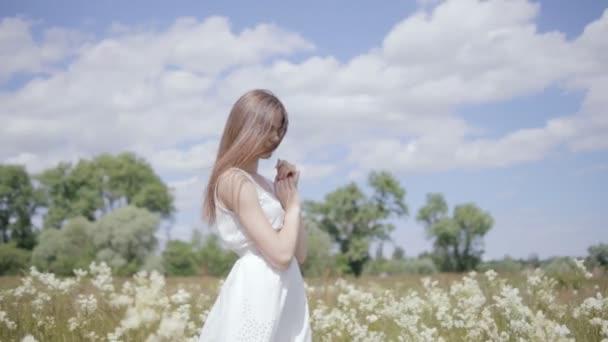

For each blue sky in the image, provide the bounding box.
[1,0,607,260]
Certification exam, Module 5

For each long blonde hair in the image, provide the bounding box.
[202,89,289,225]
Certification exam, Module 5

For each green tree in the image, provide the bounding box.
[36,152,174,229]
[31,217,96,275]
[305,170,408,276]
[0,242,32,275]
[90,205,160,275]
[93,153,174,217]
[194,232,238,277]
[374,243,385,260]
[301,218,334,277]
[417,193,493,272]
[0,165,42,249]
[162,240,198,276]
[392,246,405,260]
[31,205,160,276]
[588,243,608,270]
[36,162,94,229]
[527,252,541,268]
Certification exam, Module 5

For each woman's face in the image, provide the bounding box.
[260,112,285,159]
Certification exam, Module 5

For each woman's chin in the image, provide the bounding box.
[260,152,272,159]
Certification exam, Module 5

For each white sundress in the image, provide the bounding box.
[197,167,312,342]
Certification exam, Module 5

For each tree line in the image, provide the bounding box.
[1,152,606,278]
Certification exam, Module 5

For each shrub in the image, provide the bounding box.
[478,257,524,273]
[0,242,31,275]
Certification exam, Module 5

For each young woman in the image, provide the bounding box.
[198,89,311,341]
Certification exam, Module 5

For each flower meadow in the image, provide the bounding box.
[0,259,606,342]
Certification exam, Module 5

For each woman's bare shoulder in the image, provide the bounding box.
[217,168,256,211]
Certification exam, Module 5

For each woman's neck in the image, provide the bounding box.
[242,159,259,175]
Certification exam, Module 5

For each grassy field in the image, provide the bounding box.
[1,262,607,341]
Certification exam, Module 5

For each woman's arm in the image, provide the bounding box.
[267,172,306,264]
[271,160,307,263]
[294,215,307,264]
[217,169,301,270]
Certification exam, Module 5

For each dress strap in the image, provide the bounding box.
[214,174,232,213]
[230,167,273,194]
[229,167,257,184]
[215,167,262,213]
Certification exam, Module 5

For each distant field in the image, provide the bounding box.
[1,264,607,341]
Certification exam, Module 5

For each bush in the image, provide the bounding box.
[402,257,438,274]
[162,240,198,276]
[478,257,524,273]
[588,243,608,270]
[91,206,160,276]
[31,217,95,275]
[543,257,590,289]
[363,257,438,276]
[0,242,31,275]
[301,222,335,277]
[195,234,238,277]
[142,253,165,274]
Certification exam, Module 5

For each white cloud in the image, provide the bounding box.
[1,15,314,171]
[348,115,578,173]
[211,2,607,178]
[338,1,608,174]
[1,1,607,241]
[382,0,579,102]
[0,17,84,81]
[5,3,605,176]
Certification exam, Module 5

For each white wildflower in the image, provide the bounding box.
[21,335,38,342]
[484,269,497,282]
[77,294,98,315]
[572,258,593,279]
[0,310,17,330]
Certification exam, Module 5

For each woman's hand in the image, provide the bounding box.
[275,176,300,211]
[275,159,299,186]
